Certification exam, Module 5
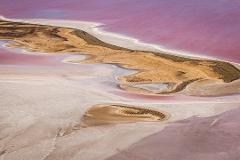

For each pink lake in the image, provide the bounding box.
[0,0,240,63]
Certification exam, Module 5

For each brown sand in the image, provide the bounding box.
[81,104,169,127]
[0,19,239,95]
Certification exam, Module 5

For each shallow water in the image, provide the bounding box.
[0,2,240,159]
[1,0,240,62]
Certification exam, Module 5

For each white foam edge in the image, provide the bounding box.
[0,15,239,66]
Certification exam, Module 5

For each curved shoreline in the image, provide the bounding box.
[0,15,230,62]
[0,14,239,160]
[0,17,239,96]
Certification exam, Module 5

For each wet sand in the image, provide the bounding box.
[81,104,169,127]
[0,17,239,160]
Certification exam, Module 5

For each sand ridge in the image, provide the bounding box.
[0,19,239,96]
[81,104,169,127]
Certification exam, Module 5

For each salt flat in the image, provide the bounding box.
[0,63,239,160]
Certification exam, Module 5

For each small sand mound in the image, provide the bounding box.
[81,104,169,127]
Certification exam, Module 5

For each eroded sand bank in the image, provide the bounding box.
[81,104,169,127]
[0,17,239,160]
[0,18,239,96]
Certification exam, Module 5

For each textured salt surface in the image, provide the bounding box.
[133,83,173,93]
[108,107,240,160]
[0,9,239,159]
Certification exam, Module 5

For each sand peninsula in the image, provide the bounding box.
[0,19,240,96]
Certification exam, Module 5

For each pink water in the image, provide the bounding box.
[0,0,240,63]
[0,49,59,66]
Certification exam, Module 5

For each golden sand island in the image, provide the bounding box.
[0,19,239,96]
[81,104,169,127]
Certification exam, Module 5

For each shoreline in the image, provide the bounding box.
[0,17,239,160]
[0,15,236,64]
[0,17,239,96]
